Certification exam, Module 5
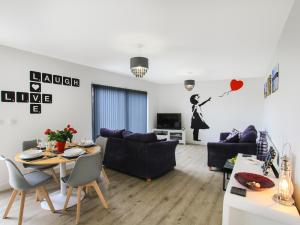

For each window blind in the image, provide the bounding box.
[92,85,147,139]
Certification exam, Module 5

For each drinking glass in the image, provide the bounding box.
[51,141,56,152]
[36,138,41,150]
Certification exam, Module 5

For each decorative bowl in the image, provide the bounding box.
[234,172,275,191]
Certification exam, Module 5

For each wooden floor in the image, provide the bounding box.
[0,145,224,225]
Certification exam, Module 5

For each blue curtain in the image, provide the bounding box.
[126,91,147,133]
[93,85,147,139]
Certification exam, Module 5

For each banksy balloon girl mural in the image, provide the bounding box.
[189,79,244,141]
[190,94,212,141]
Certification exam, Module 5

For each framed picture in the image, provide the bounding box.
[262,147,279,178]
[264,83,267,98]
[272,64,279,93]
[267,75,272,96]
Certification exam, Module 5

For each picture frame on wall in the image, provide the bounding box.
[264,63,280,99]
[267,75,272,96]
[272,64,279,93]
[264,83,267,98]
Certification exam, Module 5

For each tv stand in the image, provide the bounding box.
[152,128,186,145]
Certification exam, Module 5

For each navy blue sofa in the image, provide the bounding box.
[101,129,178,180]
[207,126,258,169]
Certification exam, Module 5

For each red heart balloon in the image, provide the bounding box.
[230,79,244,91]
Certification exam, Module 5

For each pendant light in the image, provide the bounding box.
[130,57,149,78]
[184,80,195,91]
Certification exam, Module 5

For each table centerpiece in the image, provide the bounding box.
[44,124,77,152]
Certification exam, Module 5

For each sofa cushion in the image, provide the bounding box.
[239,126,257,143]
[222,129,240,143]
[123,132,157,143]
[156,138,168,142]
[100,128,124,138]
[122,130,133,138]
[243,125,256,133]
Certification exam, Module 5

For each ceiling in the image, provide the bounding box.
[0,0,294,84]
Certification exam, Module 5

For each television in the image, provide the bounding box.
[157,113,181,130]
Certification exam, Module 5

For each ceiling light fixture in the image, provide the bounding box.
[130,57,149,78]
[184,80,195,91]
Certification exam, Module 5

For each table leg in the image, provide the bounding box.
[41,163,84,210]
[60,163,67,195]
[227,172,230,180]
[223,171,226,191]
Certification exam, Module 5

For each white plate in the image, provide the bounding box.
[20,150,43,159]
[37,142,47,148]
[78,140,94,147]
[63,148,85,157]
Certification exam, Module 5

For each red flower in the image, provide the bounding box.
[44,129,52,135]
[69,128,77,134]
[67,124,71,128]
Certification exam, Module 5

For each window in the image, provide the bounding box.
[92,85,147,139]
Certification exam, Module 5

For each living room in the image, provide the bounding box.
[0,1,299,225]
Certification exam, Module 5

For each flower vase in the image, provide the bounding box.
[56,141,66,152]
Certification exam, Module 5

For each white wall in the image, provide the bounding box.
[263,0,300,210]
[0,45,158,190]
[157,78,264,144]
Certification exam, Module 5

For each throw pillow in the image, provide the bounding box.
[243,125,257,133]
[123,132,158,143]
[121,130,133,138]
[156,138,167,142]
[257,131,268,161]
[223,129,240,143]
[100,128,124,138]
[239,126,257,143]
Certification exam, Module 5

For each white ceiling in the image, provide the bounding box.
[0,0,294,84]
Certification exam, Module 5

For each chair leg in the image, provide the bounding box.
[85,186,90,195]
[91,181,108,209]
[38,186,55,213]
[101,168,110,186]
[18,191,26,225]
[35,189,41,202]
[50,168,59,184]
[76,186,82,225]
[3,189,18,219]
[63,187,73,213]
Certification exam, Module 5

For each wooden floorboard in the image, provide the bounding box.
[0,145,224,225]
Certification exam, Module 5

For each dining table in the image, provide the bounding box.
[15,144,101,210]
